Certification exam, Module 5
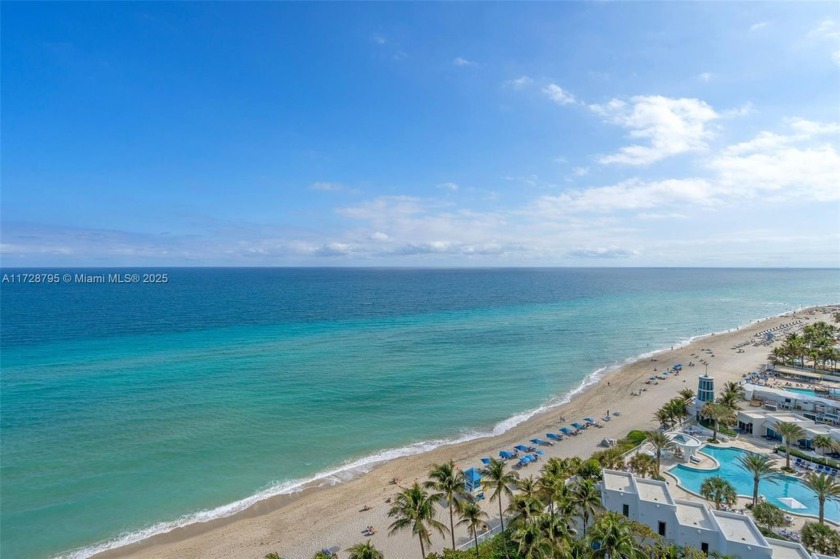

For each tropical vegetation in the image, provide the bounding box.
[699,476,737,510]
[801,521,840,556]
[774,421,805,470]
[770,321,840,371]
[737,452,778,507]
[802,472,840,525]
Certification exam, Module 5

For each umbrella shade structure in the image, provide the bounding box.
[518,455,534,466]
[673,363,682,370]
[572,422,587,430]
[499,450,514,459]
[534,449,545,455]
[547,433,564,441]
[464,467,482,492]
[584,417,596,424]
[530,438,548,446]
[560,427,575,436]
[778,497,807,510]
[480,457,492,465]
[514,444,533,452]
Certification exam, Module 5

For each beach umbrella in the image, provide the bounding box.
[572,422,586,430]
[534,450,545,455]
[514,445,531,452]
[529,438,546,446]
[480,457,492,465]
[499,450,514,459]
[584,417,596,424]
[560,427,574,436]
[547,433,564,441]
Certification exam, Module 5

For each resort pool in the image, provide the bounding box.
[669,446,840,522]
[784,386,840,398]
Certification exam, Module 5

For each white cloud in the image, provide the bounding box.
[592,95,720,166]
[437,182,459,191]
[571,167,589,177]
[310,181,343,191]
[371,35,388,45]
[453,57,477,67]
[709,122,840,202]
[533,178,717,214]
[809,19,840,40]
[504,76,533,89]
[698,72,714,83]
[369,232,390,241]
[567,247,639,259]
[543,83,576,105]
[749,21,769,32]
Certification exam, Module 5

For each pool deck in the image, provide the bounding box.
[660,435,840,531]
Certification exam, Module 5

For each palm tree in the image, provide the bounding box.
[737,452,778,506]
[645,431,673,476]
[457,501,488,556]
[813,435,834,458]
[346,541,383,559]
[387,481,448,559]
[801,521,840,556]
[511,520,554,559]
[517,475,540,502]
[537,512,576,554]
[424,460,467,550]
[802,472,840,524]
[588,511,643,559]
[571,479,601,535]
[679,388,695,402]
[700,402,735,441]
[507,494,543,527]
[774,421,805,470]
[699,476,737,510]
[481,458,518,559]
[628,453,656,479]
[719,381,744,407]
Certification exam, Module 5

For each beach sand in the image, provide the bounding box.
[98,306,837,559]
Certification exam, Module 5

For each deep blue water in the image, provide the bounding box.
[1,268,838,558]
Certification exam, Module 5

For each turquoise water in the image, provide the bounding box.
[2,268,839,558]
[669,446,840,522]
[785,387,840,397]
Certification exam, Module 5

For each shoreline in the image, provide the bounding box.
[86,304,838,559]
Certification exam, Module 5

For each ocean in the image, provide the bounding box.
[1,268,838,558]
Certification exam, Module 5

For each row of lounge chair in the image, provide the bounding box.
[794,457,838,476]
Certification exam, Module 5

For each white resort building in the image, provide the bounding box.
[599,470,833,559]
[743,384,840,427]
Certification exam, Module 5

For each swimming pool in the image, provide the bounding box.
[784,386,840,398]
[669,446,840,522]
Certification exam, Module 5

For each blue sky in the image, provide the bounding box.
[2,2,839,267]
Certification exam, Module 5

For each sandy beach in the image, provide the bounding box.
[98,306,837,559]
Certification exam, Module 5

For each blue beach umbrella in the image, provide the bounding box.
[514,445,530,452]
[560,427,574,436]
[547,433,564,441]
[534,450,545,455]
[499,450,514,459]
[572,422,586,430]
[480,457,492,465]
[529,438,546,446]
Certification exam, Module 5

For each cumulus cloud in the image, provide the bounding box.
[543,83,576,105]
[591,95,720,166]
[453,57,477,67]
[437,182,459,191]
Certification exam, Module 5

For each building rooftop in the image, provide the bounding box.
[713,511,767,548]
[674,499,715,531]
[766,538,813,559]
[635,478,674,505]
[602,470,635,493]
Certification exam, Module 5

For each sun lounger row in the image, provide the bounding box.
[794,457,838,476]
